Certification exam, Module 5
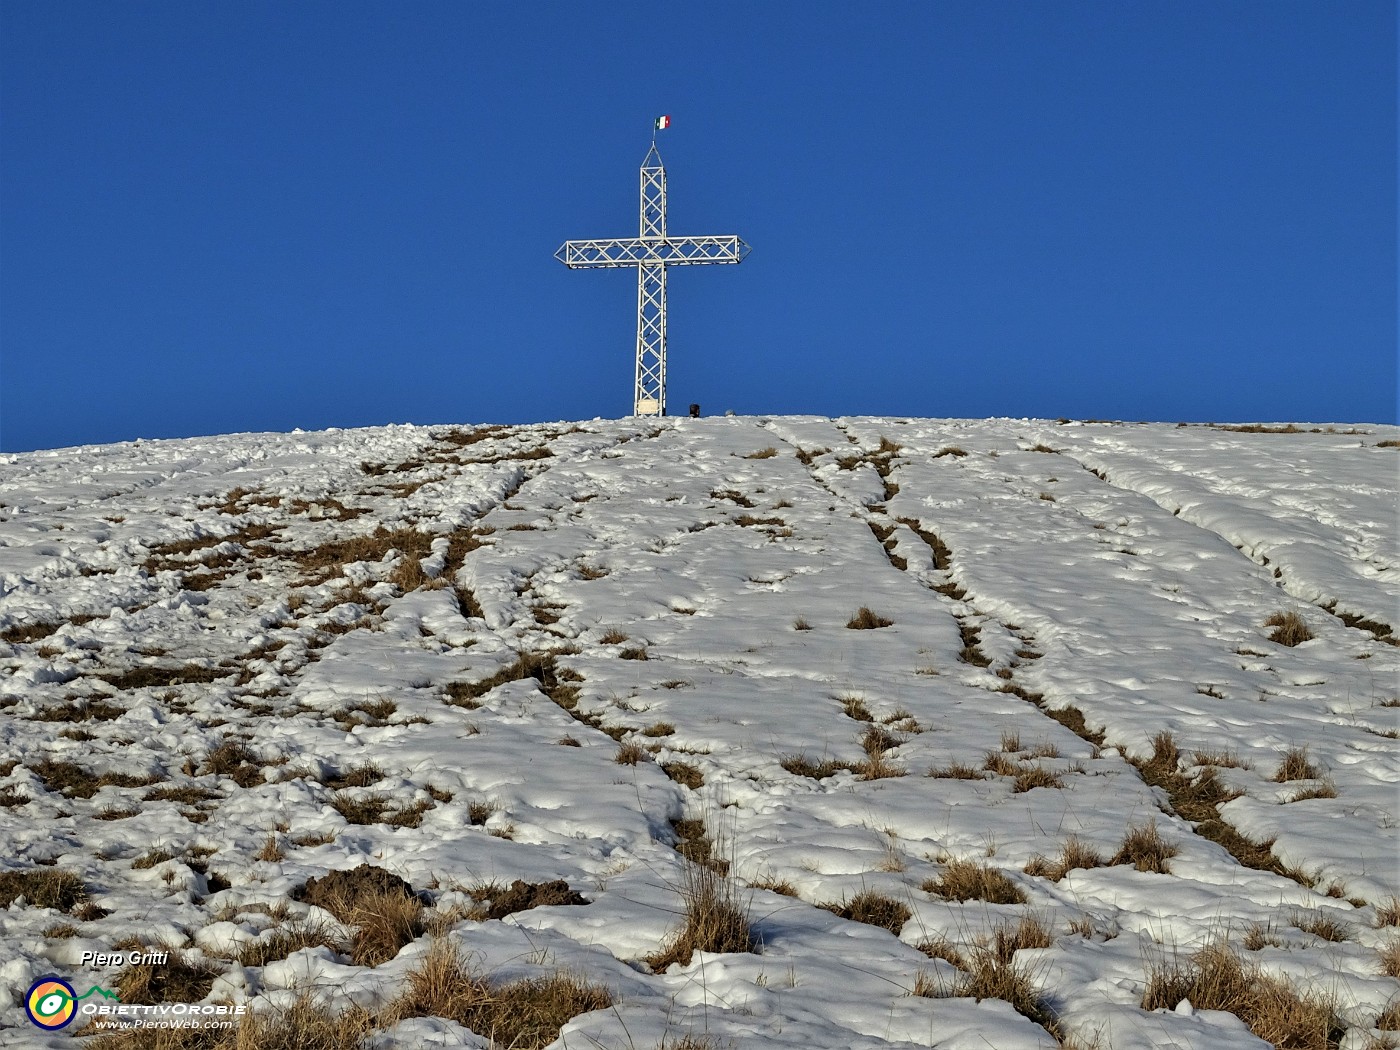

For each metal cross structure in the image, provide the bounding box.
[555,141,750,417]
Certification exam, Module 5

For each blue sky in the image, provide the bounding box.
[1,2,1394,452]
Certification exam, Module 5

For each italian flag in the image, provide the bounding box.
[654,115,671,130]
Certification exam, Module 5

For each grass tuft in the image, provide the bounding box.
[1142,941,1344,1048]
[294,864,424,967]
[1272,746,1320,782]
[388,938,611,1049]
[923,859,1026,904]
[1265,611,1314,647]
[821,890,911,935]
[646,863,758,971]
[846,607,893,630]
[0,869,87,911]
[1110,821,1178,874]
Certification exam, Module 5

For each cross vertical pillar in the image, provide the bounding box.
[556,135,749,419]
[635,146,668,416]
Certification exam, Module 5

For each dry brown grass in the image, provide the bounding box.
[294,864,424,967]
[0,786,30,808]
[1376,899,1400,927]
[792,617,813,630]
[839,694,874,721]
[294,526,434,584]
[923,859,1026,904]
[856,724,905,781]
[234,920,350,967]
[1012,766,1065,793]
[670,819,727,874]
[1272,746,1321,782]
[114,948,220,1005]
[847,607,893,630]
[743,446,780,459]
[0,869,87,910]
[927,761,986,780]
[132,848,177,870]
[30,759,161,799]
[389,937,611,1049]
[1379,939,1400,979]
[983,750,1020,776]
[934,446,968,458]
[661,761,704,789]
[1292,911,1352,943]
[1,620,63,644]
[780,753,855,780]
[200,740,267,788]
[32,697,126,722]
[1024,836,1105,881]
[615,741,649,765]
[329,791,432,829]
[821,890,911,935]
[647,863,758,971]
[144,784,220,805]
[1110,821,1178,873]
[1265,611,1315,646]
[1289,779,1338,802]
[445,651,562,707]
[916,918,1061,1038]
[1142,941,1344,1048]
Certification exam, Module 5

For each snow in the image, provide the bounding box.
[0,415,1396,1048]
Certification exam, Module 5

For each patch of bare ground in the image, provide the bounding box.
[329,791,433,829]
[292,526,435,585]
[780,753,857,780]
[388,937,611,1049]
[867,519,907,569]
[670,818,728,874]
[1323,602,1397,645]
[1143,941,1345,1048]
[293,864,425,966]
[646,862,759,971]
[30,759,161,799]
[956,621,991,666]
[31,697,125,722]
[98,663,237,690]
[199,740,268,788]
[1,620,63,644]
[1123,731,1295,877]
[661,761,704,789]
[474,879,587,921]
[0,869,87,910]
[111,945,221,1005]
[444,650,563,708]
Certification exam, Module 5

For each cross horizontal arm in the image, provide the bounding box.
[555,235,750,269]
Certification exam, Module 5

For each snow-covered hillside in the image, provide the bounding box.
[1,416,1396,1049]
